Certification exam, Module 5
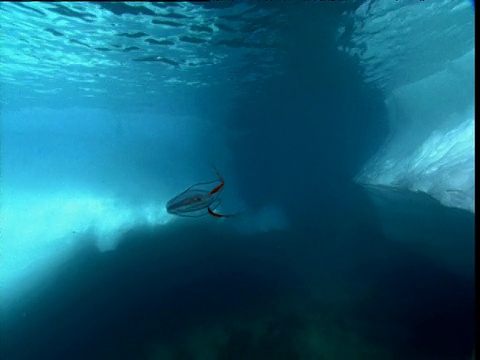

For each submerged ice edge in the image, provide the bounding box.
[356,117,475,213]
[341,0,475,214]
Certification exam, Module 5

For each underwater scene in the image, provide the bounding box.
[0,1,475,360]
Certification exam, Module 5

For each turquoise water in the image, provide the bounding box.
[0,2,474,360]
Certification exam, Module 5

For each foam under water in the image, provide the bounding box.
[0,188,166,299]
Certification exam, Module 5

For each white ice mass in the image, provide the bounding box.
[341,0,475,212]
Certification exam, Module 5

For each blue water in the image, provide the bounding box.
[0,2,475,360]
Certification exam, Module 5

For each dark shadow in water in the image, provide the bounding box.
[346,187,475,360]
[1,187,474,360]
[1,222,307,360]
[354,246,475,360]
[218,314,303,360]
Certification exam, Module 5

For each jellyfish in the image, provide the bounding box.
[166,165,236,218]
